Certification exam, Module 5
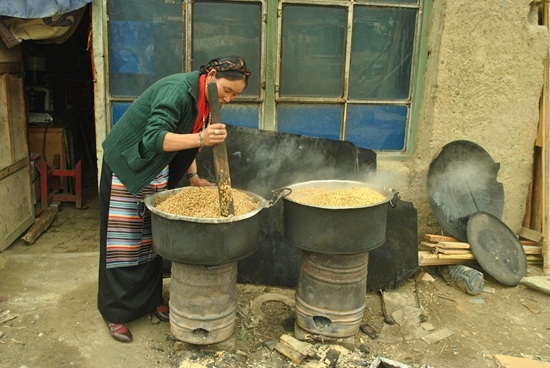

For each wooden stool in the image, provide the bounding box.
[40,160,82,212]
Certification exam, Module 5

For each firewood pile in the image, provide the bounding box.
[418,234,543,267]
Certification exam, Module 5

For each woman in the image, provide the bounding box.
[97,55,251,343]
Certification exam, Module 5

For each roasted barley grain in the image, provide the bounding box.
[287,187,385,207]
[154,187,259,218]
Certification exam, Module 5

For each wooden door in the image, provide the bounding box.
[0,64,34,251]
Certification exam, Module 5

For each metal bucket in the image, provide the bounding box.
[295,251,369,338]
[169,261,237,344]
[282,180,398,254]
[144,187,269,265]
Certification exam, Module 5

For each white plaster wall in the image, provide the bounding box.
[378,0,548,237]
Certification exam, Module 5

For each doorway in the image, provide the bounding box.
[20,5,97,206]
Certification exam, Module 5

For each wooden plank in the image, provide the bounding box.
[543,0,548,236]
[523,245,543,255]
[279,334,314,357]
[438,241,471,249]
[0,160,35,252]
[422,240,540,256]
[518,227,543,243]
[420,240,438,249]
[434,248,538,257]
[423,234,460,242]
[539,0,549,275]
[494,354,550,368]
[274,341,305,364]
[430,253,475,260]
[0,157,26,181]
[418,251,476,266]
[0,20,19,48]
[520,276,550,296]
[0,73,34,251]
[21,206,58,245]
[527,255,544,264]
[435,248,472,255]
[207,81,234,217]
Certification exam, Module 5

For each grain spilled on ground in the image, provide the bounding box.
[287,187,386,207]
[154,186,259,217]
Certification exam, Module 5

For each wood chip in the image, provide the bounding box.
[0,310,17,324]
[521,300,542,314]
[275,340,305,364]
[279,334,315,357]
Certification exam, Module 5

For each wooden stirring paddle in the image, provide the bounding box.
[207,81,234,216]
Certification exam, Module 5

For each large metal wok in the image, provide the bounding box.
[427,140,504,241]
[282,180,398,254]
[144,187,284,265]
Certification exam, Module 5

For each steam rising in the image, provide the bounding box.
[231,133,402,197]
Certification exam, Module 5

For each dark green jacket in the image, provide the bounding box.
[102,71,201,196]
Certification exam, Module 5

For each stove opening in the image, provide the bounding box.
[192,328,210,340]
[313,316,332,329]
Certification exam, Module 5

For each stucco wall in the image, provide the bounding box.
[91,0,549,239]
[378,0,548,237]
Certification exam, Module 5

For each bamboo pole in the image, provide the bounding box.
[543,2,550,274]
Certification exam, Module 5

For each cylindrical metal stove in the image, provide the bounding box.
[144,187,283,345]
[295,251,369,338]
[170,261,237,345]
[281,180,398,341]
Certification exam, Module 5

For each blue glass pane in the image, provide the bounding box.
[278,104,341,140]
[222,104,259,129]
[280,5,346,97]
[108,0,184,96]
[112,102,131,125]
[349,6,416,99]
[347,104,407,150]
[192,2,261,98]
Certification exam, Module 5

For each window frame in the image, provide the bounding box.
[102,0,430,157]
[273,0,428,157]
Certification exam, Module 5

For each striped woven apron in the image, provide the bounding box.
[105,167,169,269]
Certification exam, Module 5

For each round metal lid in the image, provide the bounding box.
[466,212,527,287]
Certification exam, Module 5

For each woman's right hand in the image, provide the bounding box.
[200,123,227,146]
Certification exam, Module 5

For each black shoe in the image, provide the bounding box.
[153,305,169,322]
[105,321,133,343]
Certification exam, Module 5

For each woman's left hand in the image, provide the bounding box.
[189,175,214,187]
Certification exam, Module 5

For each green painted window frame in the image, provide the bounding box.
[103,0,431,157]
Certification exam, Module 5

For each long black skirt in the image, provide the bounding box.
[97,161,163,324]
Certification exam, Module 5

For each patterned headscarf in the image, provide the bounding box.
[199,55,251,79]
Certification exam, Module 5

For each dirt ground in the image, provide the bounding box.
[1,186,550,368]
